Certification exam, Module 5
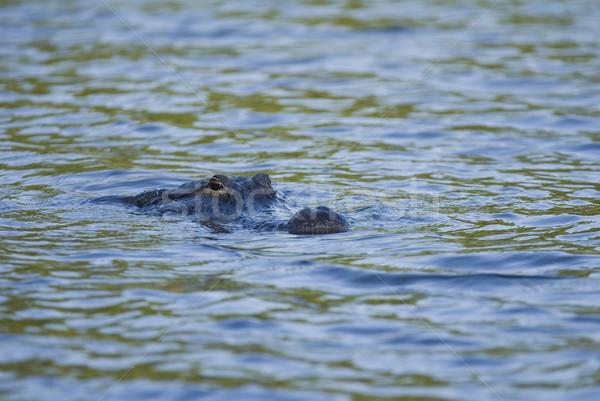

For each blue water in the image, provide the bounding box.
[1,0,600,400]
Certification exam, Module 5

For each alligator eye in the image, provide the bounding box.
[207,177,224,191]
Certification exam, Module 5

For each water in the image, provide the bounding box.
[1,0,600,400]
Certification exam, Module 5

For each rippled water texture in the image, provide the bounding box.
[1,0,600,400]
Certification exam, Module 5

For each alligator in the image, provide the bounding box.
[122,173,350,235]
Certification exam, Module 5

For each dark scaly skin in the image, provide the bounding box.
[127,173,349,235]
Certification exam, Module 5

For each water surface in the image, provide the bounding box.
[1,0,600,400]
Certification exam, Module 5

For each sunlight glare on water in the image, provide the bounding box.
[1,0,600,400]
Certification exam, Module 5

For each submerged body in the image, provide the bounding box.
[126,173,349,235]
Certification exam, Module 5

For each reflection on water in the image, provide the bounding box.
[1,0,600,400]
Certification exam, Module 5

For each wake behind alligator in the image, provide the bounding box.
[102,173,350,235]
